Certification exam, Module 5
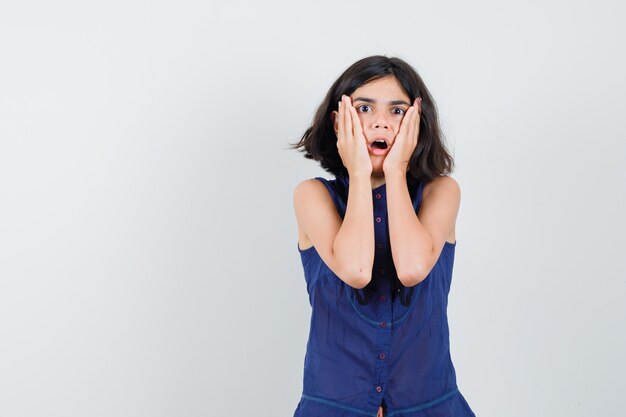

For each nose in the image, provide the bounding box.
[371,112,391,130]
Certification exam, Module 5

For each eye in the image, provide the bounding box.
[357,104,372,113]
[392,107,406,115]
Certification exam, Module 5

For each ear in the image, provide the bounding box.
[331,110,339,134]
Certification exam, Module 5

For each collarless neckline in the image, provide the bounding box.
[339,173,386,192]
[372,182,386,192]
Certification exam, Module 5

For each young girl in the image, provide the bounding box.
[290,55,476,417]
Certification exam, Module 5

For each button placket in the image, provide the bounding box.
[372,187,390,402]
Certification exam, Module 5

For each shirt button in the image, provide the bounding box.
[375,385,382,393]
[375,193,382,199]
[379,295,386,302]
[375,216,382,223]
[377,243,383,249]
[380,321,387,328]
[379,268,385,274]
[379,352,386,360]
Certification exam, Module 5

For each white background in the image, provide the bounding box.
[1,1,625,416]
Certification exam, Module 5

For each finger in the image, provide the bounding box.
[410,103,418,141]
[414,98,422,139]
[409,106,419,147]
[337,98,345,143]
[399,106,414,139]
[349,105,365,141]
[405,108,414,144]
[344,95,353,141]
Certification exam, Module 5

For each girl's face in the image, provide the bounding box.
[349,76,411,174]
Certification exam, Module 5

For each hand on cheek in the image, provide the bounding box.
[382,97,421,173]
[335,95,373,176]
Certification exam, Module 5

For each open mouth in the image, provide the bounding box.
[370,139,388,150]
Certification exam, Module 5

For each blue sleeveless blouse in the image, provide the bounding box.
[293,173,476,417]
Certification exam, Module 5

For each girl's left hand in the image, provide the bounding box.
[382,97,422,174]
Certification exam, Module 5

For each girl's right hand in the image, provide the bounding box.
[335,95,372,177]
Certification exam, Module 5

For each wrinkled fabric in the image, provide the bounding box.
[293,173,476,417]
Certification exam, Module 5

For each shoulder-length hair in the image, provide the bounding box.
[289,55,454,186]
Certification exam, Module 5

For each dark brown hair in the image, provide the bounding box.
[288,55,454,185]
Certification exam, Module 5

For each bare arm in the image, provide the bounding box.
[332,172,375,287]
[293,175,374,288]
[386,172,460,286]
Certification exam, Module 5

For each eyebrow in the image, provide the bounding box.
[352,97,410,106]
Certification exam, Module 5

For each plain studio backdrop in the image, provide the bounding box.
[1,1,625,416]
